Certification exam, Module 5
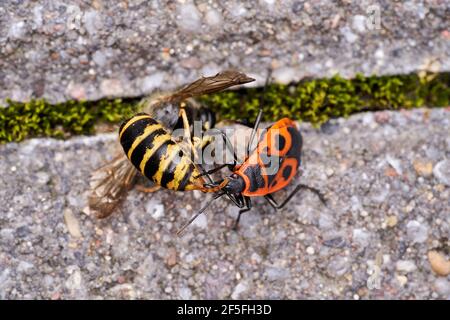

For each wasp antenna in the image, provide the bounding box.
[176,192,225,237]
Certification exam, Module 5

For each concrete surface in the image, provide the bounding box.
[0,108,449,299]
[1,0,449,103]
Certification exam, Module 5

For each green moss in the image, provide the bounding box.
[199,72,449,125]
[0,72,448,143]
[0,98,139,143]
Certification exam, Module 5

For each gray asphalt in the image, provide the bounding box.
[0,108,448,299]
[1,0,449,103]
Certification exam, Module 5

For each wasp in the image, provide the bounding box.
[88,70,255,219]
[177,108,326,236]
[118,112,212,192]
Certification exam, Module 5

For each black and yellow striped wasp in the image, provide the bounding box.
[88,71,254,219]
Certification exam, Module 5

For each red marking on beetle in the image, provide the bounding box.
[236,118,301,197]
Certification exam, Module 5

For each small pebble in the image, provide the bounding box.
[341,26,358,43]
[64,209,82,238]
[231,281,248,300]
[404,201,416,213]
[145,200,164,220]
[406,220,428,243]
[352,228,371,248]
[17,260,34,273]
[177,3,202,33]
[386,155,403,175]
[352,15,366,33]
[179,287,192,300]
[323,237,346,248]
[396,260,417,273]
[164,287,173,294]
[205,9,223,27]
[396,274,408,287]
[165,248,177,268]
[325,168,334,177]
[65,269,82,291]
[433,160,450,186]
[386,215,398,228]
[433,278,450,297]
[413,160,433,177]
[428,251,450,276]
[265,267,290,281]
[192,213,207,229]
[251,253,262,264]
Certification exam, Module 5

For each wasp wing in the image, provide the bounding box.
[88,152,138,219]
[138,71,253,128]
[169,70,254,102]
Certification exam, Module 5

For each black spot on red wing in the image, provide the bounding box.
[270,180,278,188]
[273,133,286,152]
[286,126,302,164]
[282,165,292,180]
[244,166,266,193]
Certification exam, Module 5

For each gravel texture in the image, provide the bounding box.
[0,108,449,299]
[1,1,449,103]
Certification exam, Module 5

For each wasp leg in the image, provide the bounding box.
[194,131,238,180]
[135,185,161,193]
[194,129,244,209]
[233,196,252,230]
[195,132,237,177]
[191,128,241,210]
[264,184,326,210]
[179,105,200,162]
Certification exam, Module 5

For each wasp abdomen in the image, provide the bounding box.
[119,113,202,191]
